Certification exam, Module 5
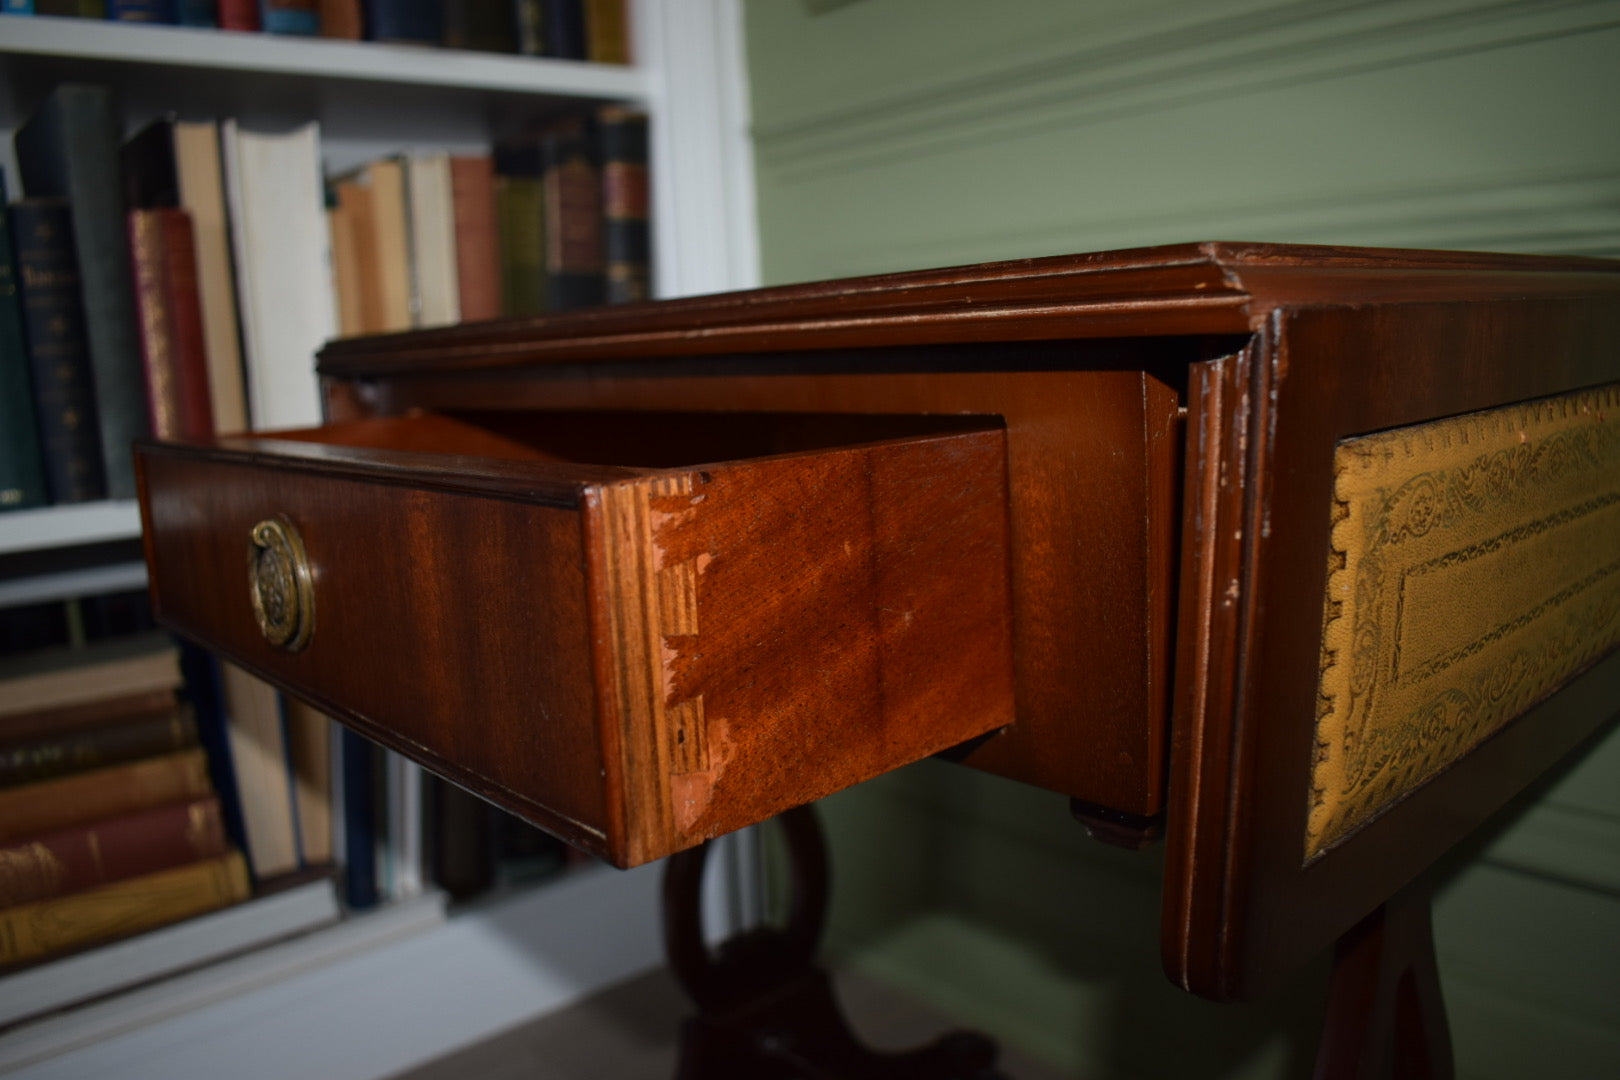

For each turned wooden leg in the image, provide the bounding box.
[662,804,1003,1080]
[1314,882,1454,1080]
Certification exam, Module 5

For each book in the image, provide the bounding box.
[403,152,460,328]
[364,0,440,44]
[540,118,605,311]
[544,0,586,59]
[259,0,317,34]
[0,687,178,746]
[0,748,213,844]
[331,159,412,333]
[424,773,493,899]
[220,119,335,430]
[317,0,360,38]
[33,1,106,13]
[513,0,544,55]
[0,851,250,967]
[326,189,367,337]
[175,0,216,25]
[598,105,651,304]
[282,698,332,866]
[106,0,176,21]
[493,134,546,316]
[584,0,628,64]
[442,0,516,53]
[0,633,181,720]
[216,0,256,29]
[216,663,298,880]
[14,84,149,500]
[337,727,378,909]
[0,706,197,787]
[449,154,501,322]
[172,120,250,435]
[175,646,248,871]
[127,208,215,441]
[9,199,106,504]
[0,183,49,513]
[0,796,229,907]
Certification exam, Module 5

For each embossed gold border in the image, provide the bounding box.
[1309,383,1620,860]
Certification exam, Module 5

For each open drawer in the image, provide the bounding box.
[135,411,1014,866]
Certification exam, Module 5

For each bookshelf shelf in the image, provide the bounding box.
[0,501,142,556]
[0,15,648,101]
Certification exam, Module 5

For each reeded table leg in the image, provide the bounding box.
[1314,882,1454,1080]
[663,805,1003,1080]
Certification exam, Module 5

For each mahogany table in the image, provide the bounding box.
[135,242,1620,1077]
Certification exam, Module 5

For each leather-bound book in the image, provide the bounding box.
[175,0,216,25]
[0,184,49,513]
[597,105,650,304]
[216,0,258,29]
[363,0,440,44]
[442,0,516,53]
[14,84,148,500]
[127,208,215,441]
[0,851,250,967]
[543,0,586,59]
[492,134,547,317]
[9,199,106,504]
[449,155,501,322]
[540,117,605,311]
[0,796,229,907]
[0,707,198,787]
[318,0,360,37]
[584,0,628,63]
[0,688,178,746]
[106,0,177,21]
[0,749,214,844]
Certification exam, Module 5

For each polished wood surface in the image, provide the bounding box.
[135,242,1620,1012]
[137,413,1013,865]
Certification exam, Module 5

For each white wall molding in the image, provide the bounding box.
[754,0,1620,180]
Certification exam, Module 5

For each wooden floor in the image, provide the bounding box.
[387,965,1067,1079]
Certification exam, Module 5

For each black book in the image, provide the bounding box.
[0,175,50,512]
[597,106,651,305]
[15,84,149,500]
[539,116,606,311]
[10,200,107,504]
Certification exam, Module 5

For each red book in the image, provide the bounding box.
[0,796,230,907]
[128,209,214,441]
[217,0,260,30]
[450,155,502,323]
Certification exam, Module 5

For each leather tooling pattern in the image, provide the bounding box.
[1309,383,1620,860]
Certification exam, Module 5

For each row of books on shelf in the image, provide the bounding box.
[1,79,650,512]
[0,596,580,973]
[0,0,631,62]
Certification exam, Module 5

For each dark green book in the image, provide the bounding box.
[15,84,149,500]
[0,175,50,512]
[11,199,106,504]
[597,106,651,305]
[493,134,548,317]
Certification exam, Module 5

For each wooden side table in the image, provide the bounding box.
[136,242,1620,1075]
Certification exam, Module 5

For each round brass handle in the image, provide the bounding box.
[248,516,315,652]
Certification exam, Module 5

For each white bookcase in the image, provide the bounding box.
[0,4,758,1074]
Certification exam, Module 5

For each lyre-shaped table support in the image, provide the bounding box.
[1314,882,1454,1080]
[662,805,1003,1079]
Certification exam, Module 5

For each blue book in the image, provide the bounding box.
[339,728,379,910]
[258,0,315,34]
[106,0,177,20]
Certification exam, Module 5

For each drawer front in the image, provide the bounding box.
[138,450,611,850]
[136,416,1013,865]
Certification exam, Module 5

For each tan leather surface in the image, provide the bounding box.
[1309,383,1620,859]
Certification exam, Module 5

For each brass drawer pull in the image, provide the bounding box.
[249,517,315,652]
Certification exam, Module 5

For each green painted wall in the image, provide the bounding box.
[744,1,1620,1076]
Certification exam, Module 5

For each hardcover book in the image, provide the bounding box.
[0,748,214,844]
[9,199,106,503]
[0,707,197,787]
[0,851,250,966]
[0,796,229,907]
[127,208,215,440]
[598,106,650,304]
[0,183,49,512]
[14,84,149,500]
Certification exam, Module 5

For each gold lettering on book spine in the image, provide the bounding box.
[1309,383,1620,860]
